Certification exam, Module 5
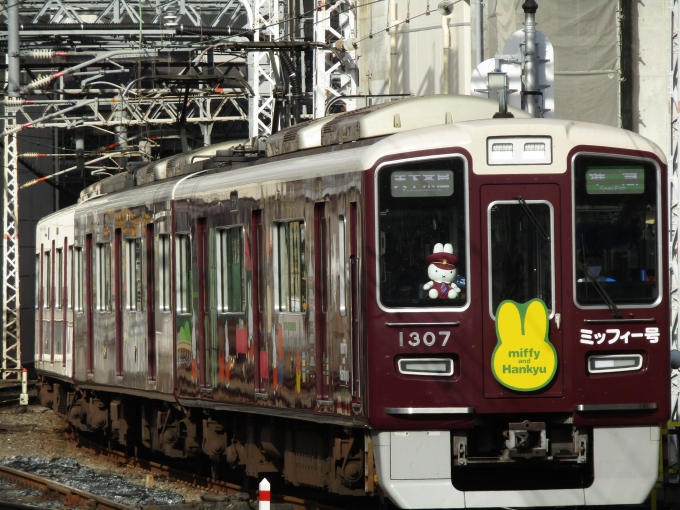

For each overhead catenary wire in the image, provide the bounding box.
[0,0,379,151]
[354,0,464,44]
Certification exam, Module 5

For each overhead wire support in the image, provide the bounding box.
[2,0,21,379]
[0,0,363,380]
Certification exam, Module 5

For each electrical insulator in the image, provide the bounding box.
[22,153,50,158]
[4,98,24,106]
[29,49,54,59]
[26,74,54,90]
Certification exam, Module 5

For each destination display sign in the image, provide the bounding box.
[586,166,645,195]
[391,170,454,197]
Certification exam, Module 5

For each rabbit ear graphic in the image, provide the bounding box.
[492,299,557,392]
[524,300,548,341]
[496,301,523,343]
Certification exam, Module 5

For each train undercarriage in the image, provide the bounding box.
[38,373,663,509]
[38,377,374,497]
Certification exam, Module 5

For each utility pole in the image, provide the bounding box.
[3,0,22,379]
[522,0,541,117]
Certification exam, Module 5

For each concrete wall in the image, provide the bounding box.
[630,0,670,157]
[356,0,470,95]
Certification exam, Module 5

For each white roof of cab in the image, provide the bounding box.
[361,118,667,174]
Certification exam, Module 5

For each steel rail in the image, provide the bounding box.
[0,465,137,510]
[76,436,346,510]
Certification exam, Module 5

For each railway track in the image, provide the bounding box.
[0,382,35,409]
[75,435,355,510]
[0,463,136,510]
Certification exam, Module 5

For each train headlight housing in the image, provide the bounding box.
[587,354,643,374]
[487,136,552,165]
[398,358,454,377]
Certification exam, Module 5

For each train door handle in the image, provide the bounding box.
[554,313,561,331]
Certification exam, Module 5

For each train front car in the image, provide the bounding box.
[364,119,670,508]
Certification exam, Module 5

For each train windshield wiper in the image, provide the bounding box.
[514,195,549,240]
[580,262,623,319]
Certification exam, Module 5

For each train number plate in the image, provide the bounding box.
[399,331,451,347]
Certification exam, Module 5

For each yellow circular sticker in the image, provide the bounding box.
[492,299,557,391]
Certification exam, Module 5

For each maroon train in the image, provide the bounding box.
[35,95,671,508]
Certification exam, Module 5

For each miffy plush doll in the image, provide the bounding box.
[423,243,461,299]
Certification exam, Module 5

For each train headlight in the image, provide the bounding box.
[398,358,454,376]
[587,354,643,374]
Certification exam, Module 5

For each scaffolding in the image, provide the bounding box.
[0,0,359,377]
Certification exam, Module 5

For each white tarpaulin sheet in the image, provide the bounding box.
[482,0,619,126]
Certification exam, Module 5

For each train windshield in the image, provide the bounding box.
[574,155,659,306]
[377,157,467,308]
[489,201,554,316]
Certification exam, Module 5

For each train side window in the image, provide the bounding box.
[275,220,307,313]
[216,226,245,314]
[377,158,467,308]
[43,249,51,309]
[574,156,659,306]
[489,201,553,316]
[158,234,171,312]
[175,233,192,314]
[339,215,347,316]
[55,248,63,309]
[74,247,83,313]
[95,242,112,312]
[67,246,73,310]
[35,253,40,310]
[126,238,143,311]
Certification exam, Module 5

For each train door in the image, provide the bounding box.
[115,228,123,376]
[480,184,564,397]
[51,243,59,364]
[62,241,70,369]
[146,224,156,381]
[314,202,331,403]
[196,217,211,389]
[38,244,49,363]
[251,210,266,396]
[86,233,94,374]
[53,240,65,366]
[348,202,361,409]
[36,250,41,367]
[46,242,54,363]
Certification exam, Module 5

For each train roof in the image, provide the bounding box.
[265,94,531,157]
[169,118,667,202]
[70,95,666,211]
[35,204,76,247]
[40,113,669,245]
[360,117,668,175]
[78,94,530,202]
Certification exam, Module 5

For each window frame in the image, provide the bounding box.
[486,199,556,320]
[73,246,83,313]
[215,225,246,315]
[35,253,40,310]
[55,247,63,310]
[67,246,73,310]
[125,237,143,312]
[43,248,51,310]
[158,234,172,313]
[373,154,471,313]
[175,233,192,315]
[273,218,307,314]
[95,242,112,312]
[571,152,663,310]
[338,215,347,317]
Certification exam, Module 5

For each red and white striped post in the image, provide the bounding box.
[19,368,28,406]
[259,478,270,510]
